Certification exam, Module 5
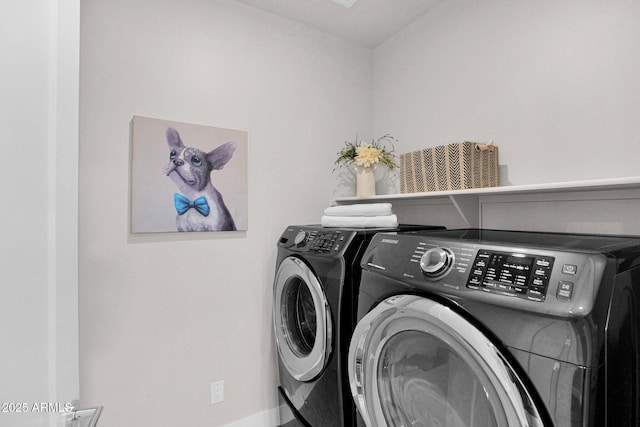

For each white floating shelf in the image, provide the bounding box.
[333,176,640,228]
[334,176,640,202]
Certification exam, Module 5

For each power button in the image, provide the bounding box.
[562,264,577,275]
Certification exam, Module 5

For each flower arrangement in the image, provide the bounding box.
[334,134,398,171]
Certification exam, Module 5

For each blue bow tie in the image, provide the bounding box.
[174,193,210,216]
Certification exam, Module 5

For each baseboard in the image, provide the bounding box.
[224,407,280,427]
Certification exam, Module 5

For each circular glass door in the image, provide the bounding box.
[349,294,545,427]
[273,256,332,382]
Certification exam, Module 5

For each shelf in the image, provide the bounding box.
[335,176,640,202]
[333,176,640,228]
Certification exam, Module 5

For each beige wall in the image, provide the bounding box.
[373,0,640,186]
[79,1,372,426]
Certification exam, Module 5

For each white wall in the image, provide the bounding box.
[78,0,371,426]
[78,1,640,426]
[373,0,640,186]
[0,1,80,426]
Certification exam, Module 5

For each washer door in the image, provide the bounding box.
[349,295,546,427]
[273,256,332,382]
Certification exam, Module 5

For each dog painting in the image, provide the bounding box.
[131,116,248,233]
[163,127,237,231]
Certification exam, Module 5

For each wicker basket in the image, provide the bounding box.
[400,141,499,193]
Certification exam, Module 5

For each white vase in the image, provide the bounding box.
[356,165,376,198]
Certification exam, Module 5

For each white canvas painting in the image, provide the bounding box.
[131,116,248,233]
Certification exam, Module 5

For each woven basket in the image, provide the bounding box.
[400,141,499,193]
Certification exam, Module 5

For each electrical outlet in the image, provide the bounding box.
[211,380,224,404]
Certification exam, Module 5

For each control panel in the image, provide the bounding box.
[279,227,350,255]
[362,231,608,315]
[467,250,554,302]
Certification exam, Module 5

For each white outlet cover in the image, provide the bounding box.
[211,381,224,404]
[330,0,358,8]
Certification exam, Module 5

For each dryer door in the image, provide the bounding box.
[274,256,332,382]
[349,295,546,427]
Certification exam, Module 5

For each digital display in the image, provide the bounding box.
[486,254,534,286]
[467,250,554,302]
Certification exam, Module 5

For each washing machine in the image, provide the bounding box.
[273,224,444,427]
[348,228,640,427]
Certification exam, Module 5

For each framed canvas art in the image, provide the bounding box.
[131,116,248,233]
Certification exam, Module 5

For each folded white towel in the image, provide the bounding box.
[320,214,399,229]
[324,203,393,217]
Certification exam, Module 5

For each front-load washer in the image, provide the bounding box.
[348,228,640,427]
[273,224,444,427]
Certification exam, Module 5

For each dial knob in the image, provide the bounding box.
[420,247,454,278]
[294,231,309,246]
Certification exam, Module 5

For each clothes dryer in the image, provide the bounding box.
[273,225,443,427]
[349,228,640,427]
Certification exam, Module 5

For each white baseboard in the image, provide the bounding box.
[224,407,280,427]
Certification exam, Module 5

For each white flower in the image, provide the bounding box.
[354,145,383,168]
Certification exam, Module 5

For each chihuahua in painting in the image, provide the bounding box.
[163,127,237,231]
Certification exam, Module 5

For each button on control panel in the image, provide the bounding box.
[556,281,574,300]
[467,250,555,302]
[308,231,345,253]
[562,264,578,275]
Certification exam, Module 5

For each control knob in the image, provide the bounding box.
[420,247,454,278]
[294,231,309,246]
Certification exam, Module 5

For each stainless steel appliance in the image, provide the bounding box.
[273,225,443,426]
[349,229,640,426]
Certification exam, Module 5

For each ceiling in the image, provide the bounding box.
[234,0,445,48]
